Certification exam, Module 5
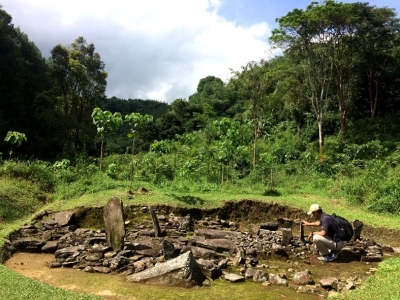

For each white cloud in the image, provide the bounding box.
[2,0,271,102]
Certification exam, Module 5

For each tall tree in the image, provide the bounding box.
[354,3,400,121]
[271,1,356,159]
[36,37,107,159]
[0,6,48,157]
[230,61,274,167]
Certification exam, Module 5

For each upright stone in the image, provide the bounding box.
[103,197,125,251]
[149,206,162,237]
[352,220,364,242]
[162,238,176,260]
[281,228,293,246]
[300,223,305,241]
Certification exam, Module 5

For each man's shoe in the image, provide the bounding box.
[330,250,341,260]
[318,254,334,262]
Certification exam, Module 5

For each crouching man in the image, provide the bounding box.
[302,204,344,262]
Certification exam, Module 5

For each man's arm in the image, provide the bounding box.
[302,220,321,226]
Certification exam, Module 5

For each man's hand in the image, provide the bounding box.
[308,232,313,241]
[301,220,309,226]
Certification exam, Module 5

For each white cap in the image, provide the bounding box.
[307,204,321,215]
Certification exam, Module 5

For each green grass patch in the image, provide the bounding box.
[0,178,49,223]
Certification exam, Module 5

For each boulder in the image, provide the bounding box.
[196,259,222,279]
[132,237,163,257]
[253,270,268,283]
[269,273,288,286]
[127,251,206,288]
[53,211,74,226]
[293,271,314,285]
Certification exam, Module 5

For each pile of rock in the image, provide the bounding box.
[3,200,398,296]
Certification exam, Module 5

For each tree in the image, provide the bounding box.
[125,112,154,157]
[230,61,273,167]
[91,108,123,170]
[125,112,153,191]
[189,76,235,118]
[212,118,241,185]
[0,6,49,157]
[4,131,27,160]
[37,37,107,159]
[354,3,400,121]
[271,1,356,159]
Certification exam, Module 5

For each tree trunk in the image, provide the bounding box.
[318,119,324,163]
[100,139,104,171]
[253,120,257,167]
[339,103,347,142]
[297,123,301,138]
[221,164,223,186]
[368,68,379,122]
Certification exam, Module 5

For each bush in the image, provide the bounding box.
[0,160,56,192]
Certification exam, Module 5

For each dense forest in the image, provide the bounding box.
[1,1,400,215]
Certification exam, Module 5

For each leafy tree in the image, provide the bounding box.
[125,112,153,190]
[354,3,400,121]
[91,108,123,170]
[0,6,48,157]
[271,1,345,160]
[230,61,273,167]
[212,118,241,184]
[125,112,154,157]
[190,76,234,118]
[36,37,107,159]
[4,131,27,160]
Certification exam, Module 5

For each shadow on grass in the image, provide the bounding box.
[167,194,205,206]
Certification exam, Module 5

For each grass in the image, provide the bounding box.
[329,257,400,300]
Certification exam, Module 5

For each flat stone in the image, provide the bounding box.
[41,241,58,253]
[224,273,245,282]
[260,222,279,231]
[319,277,338,288]
[194,229,238,239]
[55,246,84,258]
[193,237,237,253]
[360,255,382,262]
[54,211,74,226]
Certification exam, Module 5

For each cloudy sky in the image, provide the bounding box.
[2,0,399,103]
